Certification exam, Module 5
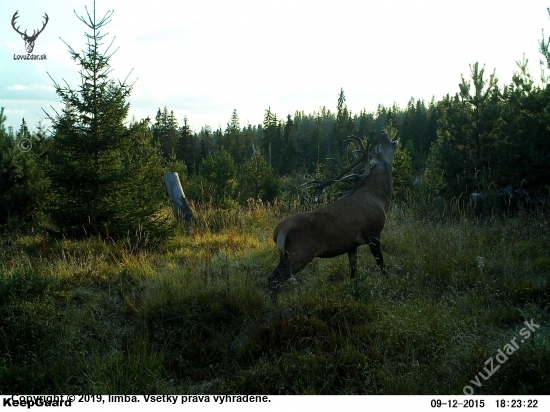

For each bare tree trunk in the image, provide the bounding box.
[164,172,193,224]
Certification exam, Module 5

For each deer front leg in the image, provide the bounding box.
[368,237,386,276]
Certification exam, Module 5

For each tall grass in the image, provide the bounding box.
[1,200,549,394]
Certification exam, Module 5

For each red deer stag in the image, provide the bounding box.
[268,130,398,300]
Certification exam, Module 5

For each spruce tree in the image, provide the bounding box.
[153,107,180,158]
[0,114,50,225]
[177,116,196,172]
[313,116,326,165]
[428,63,502,199]
[198,126,215,161]
[332,88,355,158]
[237,153,279,203]
[281,115,298,175]
[46,1,172,241]
[199,150,237,201]
[222,109,246,165]
[357,109,373,140]
[262,108,282,173]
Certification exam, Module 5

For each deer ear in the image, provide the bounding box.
[375,144,382,154]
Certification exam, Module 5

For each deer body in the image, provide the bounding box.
[268,131,397,299]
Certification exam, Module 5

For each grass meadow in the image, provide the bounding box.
[1,201,549,394]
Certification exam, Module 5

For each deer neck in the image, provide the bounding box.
[360,162,393,210]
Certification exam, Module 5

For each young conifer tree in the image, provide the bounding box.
[47,1,173,241]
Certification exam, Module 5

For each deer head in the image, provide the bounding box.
[303,135,371,201]
[12,11,49,54]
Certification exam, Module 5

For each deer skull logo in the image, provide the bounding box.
[11,11,49,54]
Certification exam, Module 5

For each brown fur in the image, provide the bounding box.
[268,131,397,300]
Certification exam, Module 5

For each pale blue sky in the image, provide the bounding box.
[1,0,548,133]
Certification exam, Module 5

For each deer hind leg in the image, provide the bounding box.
[267,251,291,301]
[347,247,358,279]
[368,237,386,276]
[267,248,313,302]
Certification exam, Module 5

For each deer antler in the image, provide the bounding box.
[28,13,49,40]
[303,136,370,199]
[346,135,369,163]
[11,11,25,37]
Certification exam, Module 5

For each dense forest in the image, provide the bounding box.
[3,58,550,235]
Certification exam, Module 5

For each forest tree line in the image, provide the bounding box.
[1,4,550,241]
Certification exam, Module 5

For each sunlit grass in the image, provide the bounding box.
[1,201,549,394]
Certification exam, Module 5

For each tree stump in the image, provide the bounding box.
[164,172,193,224]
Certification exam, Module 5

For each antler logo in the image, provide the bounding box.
[11,11,49,54]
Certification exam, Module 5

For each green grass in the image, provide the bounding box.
[0,202,549,394]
